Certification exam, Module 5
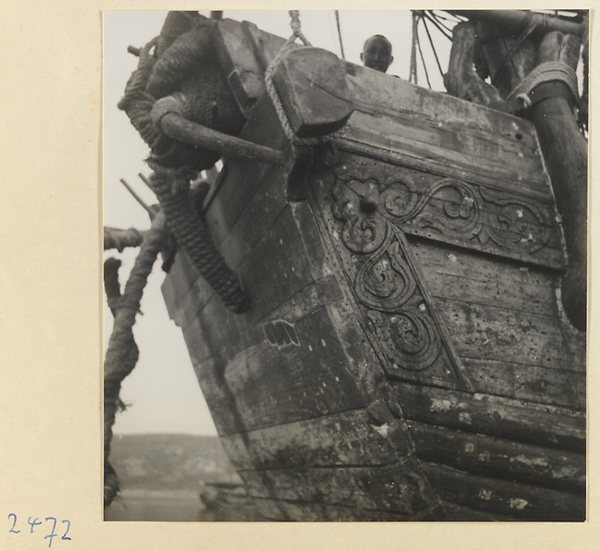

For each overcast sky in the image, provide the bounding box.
[103,10,453,436]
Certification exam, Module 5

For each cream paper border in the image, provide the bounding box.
[0,1,597,549]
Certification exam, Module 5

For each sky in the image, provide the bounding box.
[103,10,454,436]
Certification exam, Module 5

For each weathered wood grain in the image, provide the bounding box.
[212,19,266,114]
[240,457,441,516]
[219,407,414,471]
[172,201,326,337]
[409,238,561,317]
[191,306,371,434]
[433,295,584,372]
[344,62,537,140]
[252,496,425,521]
[408,421,585,492]
[461,357,585,409]
[421,462,585,521]
[203,102,290,249]
[271,47,353,137]
[394,383,585,452]
[343,110,548,195]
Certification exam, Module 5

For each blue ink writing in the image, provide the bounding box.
[45,517,58,548]
[8,513,20,534]
[61,520,71,541]
[7,513,71,547]
[28,516,43,533]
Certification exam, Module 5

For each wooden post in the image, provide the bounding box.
[532,32,587,331]
[477,25,587,330]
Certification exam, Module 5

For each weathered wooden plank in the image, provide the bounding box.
[345,110,547,189]
[344,62,538,142]
[192,306,370,434]
[240,457,441,516]
[160,250,200,323]
[462,357,585,410]
[220,308,368,431]
[173,200,326,337]
[251,496,423,521]
[271,47,353,137]
[409,238,561,317]
[394,383,585,452]
[190,355,246,436]
[227,205,329,321]
[203,100,290,249]
[180,273,346,368]
[220,407,413,471]
[420,462,585,521]
[212,18,266,114]
[433,296,585,372]
[408,421,585,492]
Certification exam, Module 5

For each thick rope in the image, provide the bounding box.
[104,227,145,252]
[104,212,169,508]
[506,61,579,107]
[118,39,169,155]
[263,10,347,146]
[147,163,250,313]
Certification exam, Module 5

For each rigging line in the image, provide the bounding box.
[409,11,419,84]
[422,18,445,79]
[334,10,346,59]
[425,11,454,38]
[430,10,463,22]
[425,12,452,41]
[416,19,432,89]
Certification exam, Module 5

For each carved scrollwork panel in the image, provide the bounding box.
[366,309,442,372]
[355,239,417,312]
[328,155,562,268]
[477,187,554,254]
[328,177,470,389]
[332,180,388,254]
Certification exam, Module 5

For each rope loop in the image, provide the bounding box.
[263,10,347,147]
[506,61,579,107]
[289,10,311,46]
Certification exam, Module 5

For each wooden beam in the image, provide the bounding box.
[152,103,285,166]
[447,10,585,37]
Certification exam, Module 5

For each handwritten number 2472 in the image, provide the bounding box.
[8,513,71,547]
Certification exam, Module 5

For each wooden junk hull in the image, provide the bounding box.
[161,20,585,521]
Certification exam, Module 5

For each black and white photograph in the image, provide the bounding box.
[102,8,588,523]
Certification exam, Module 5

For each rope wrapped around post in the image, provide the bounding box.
[147,162,250,313]
[104,212,170,508]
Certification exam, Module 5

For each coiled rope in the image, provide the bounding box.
[147,162,249,313]
[506,61,580,109]
[117,22,249,313]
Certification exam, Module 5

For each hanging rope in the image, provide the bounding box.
[147,162,250,313]
[263,10,348,146]
[335,10,346,59]
[415,21,432,89]
[289,10,312,46]
[104,211,170,508]
[421,17,445,80]
[409,12,420,84]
